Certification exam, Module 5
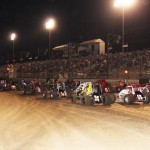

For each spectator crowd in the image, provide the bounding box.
[0,48,150,79]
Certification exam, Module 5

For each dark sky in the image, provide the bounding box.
[0,0,150,58]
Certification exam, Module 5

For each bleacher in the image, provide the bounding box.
[0,49,150,80]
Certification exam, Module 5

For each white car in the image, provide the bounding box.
[118,84,150,104]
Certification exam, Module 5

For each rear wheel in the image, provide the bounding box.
[80,96,85,105]
[143,93,150,104]
[124,94,134,104]
[71,93,77,103]
[16,84,21,91]
[84,96,93,105]
[28,84,35,95]
[67,92,72,99]
[66,88,73,99]
[110,93,116,103]
[102,93,113,105]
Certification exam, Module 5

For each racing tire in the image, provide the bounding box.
[42,91,48,99]
[30,90,36,95]
[15,84,21,91]
[102,93,113,105]
[28,84,35,95]
[50,91,58,99]
[84,96,93,106]
[143,93,150,104]
[68,93,72,99]
[110,93,116,103]
[124,94,134,104]
[80,96,85,105]
[71,94,77,103]
[67,91,72,99]
[22,90,26,95]
[0,87,4,92]
[66,88,73,99]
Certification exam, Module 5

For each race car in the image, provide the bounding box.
[71,81,116,105]
[42,81,67,99]
[142,83,150,91]
[0,78,16,91]
[117,84,150,104]
[16,79,41,95]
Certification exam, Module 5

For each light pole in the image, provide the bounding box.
[107,33,121,52]
[10,33,16,62]
[114,0,136,53]
[45,18,55,59]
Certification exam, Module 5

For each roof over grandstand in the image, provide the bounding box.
[52,44,68,50]
[80,39,105,45]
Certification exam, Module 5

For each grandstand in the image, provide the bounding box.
[0,48,149,80]
[0,36,150,80]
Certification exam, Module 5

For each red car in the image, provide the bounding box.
[0,78,15,91]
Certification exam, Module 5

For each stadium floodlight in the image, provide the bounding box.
[114,0,136,8]
[114,0,137,52]
[10,33,17,62]
[45,18,56,59]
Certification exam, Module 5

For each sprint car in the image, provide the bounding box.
[71,81,116,105]
[117,84,150,104]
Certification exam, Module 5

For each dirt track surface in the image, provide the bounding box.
[0,91,150,150]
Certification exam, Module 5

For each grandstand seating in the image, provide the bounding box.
[0,49,150,79]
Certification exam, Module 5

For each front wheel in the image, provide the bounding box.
[143,93,150,104]
[42,91,48,99]
[0,86,4,92]
[22,89,27,95]
[50,91,58,99]
[124,94,134,104]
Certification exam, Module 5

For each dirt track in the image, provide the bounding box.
[0,91,150,150]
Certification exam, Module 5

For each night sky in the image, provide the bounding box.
[0,0,150,59]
